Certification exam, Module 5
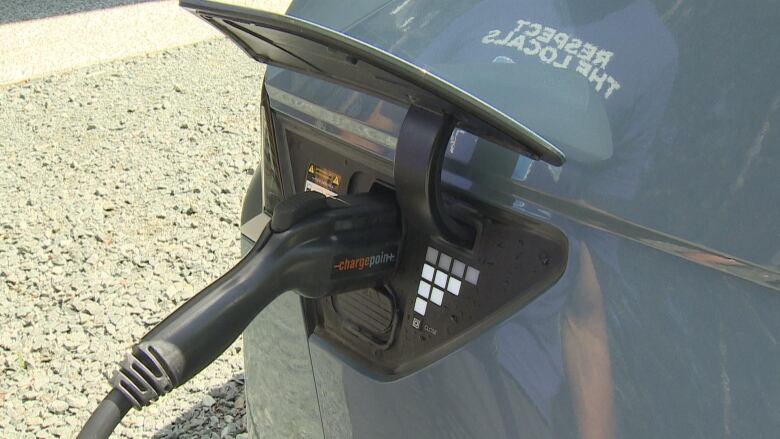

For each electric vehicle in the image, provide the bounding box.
[79,1,780,438]
[226,2,780,438]
[218,1,780,438]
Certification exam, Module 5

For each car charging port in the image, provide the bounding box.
[298,104,568,380]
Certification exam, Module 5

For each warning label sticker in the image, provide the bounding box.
[305,163,341,197]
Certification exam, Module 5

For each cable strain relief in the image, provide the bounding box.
[110,344,174,409]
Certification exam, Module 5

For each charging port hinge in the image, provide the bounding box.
[394,105,476,249]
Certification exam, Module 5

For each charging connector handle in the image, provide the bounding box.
[78,192,401,438]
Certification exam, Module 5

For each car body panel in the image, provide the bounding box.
[240,192,325,438]
[280,0,780,271]
[223,0,780,438]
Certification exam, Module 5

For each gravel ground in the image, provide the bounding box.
[0,38,267,437]
[0,0,160,24]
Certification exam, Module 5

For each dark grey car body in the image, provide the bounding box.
[207,1,780,438]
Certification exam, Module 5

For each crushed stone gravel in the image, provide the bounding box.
[0,38,267,438]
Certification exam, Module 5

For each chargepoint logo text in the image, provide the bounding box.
[332,248,397,278]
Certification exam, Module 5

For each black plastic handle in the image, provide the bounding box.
[394,105,475,248]
[112,192,402,407]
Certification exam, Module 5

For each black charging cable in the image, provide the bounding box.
[78,192,401,438]
[79,389,133,439]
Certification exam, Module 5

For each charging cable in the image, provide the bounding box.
[78,191,401,438]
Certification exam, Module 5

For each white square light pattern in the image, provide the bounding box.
[414,297,428,316]
[417,280,431,299]
[414,246,479,319]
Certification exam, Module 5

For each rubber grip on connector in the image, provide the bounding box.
[111,344,174,409]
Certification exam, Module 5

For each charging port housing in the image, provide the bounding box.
[266,107,567,379]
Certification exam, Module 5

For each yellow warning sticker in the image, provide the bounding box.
[305,163,341,197]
